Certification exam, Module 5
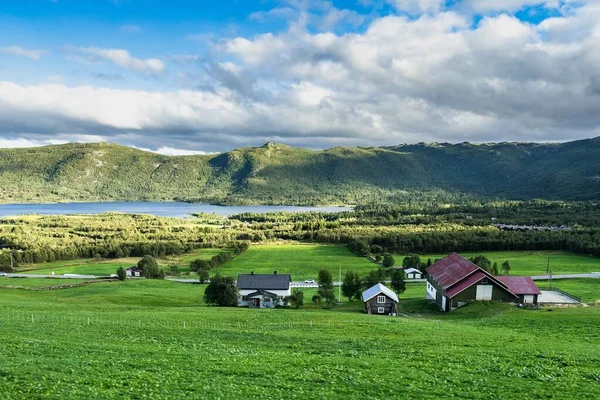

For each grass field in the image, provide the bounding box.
[0,277,92,289]
[212,244,376,280]
[403,251,600,276]
[16,249,226,276]
[0,279,599,399]
[16,246,600,281]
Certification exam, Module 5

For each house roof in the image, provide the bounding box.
[362,283,399,303]
[403,268,422,274]
[496,276,541,295]
[426,253,479,289]
[237,274,291,290]
[445,271,487,298]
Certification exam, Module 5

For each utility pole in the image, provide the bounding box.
[547,257,550,274]
[10,252,13,270]
[338,267,341,302]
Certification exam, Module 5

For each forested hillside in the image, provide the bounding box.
[1,138,600,204]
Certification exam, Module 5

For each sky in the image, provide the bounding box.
[0,0,598,154]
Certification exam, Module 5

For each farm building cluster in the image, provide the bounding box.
[232,253,541,314]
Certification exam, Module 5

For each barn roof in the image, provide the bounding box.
[237,273,291,290]
[496,276,541,295]
[426,253,479,289]
[362,283,399,303]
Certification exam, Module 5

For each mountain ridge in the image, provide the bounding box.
[1,138,599,204]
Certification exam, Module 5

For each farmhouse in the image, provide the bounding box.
[126,267,142,277]
[237,272,291,308]
[426,253,540,312]
[403,267,423,280]
[362,283,398,315]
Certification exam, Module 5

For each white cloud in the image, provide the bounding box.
[66,46,164,73]
[0,1,599,152]
[0,46,47,61]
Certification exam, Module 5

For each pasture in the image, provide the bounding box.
[0,279,599,399]
[16,249,225,276]
[401,250,600,276]
[211,244,376,280]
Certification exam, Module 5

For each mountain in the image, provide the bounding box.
[1,138,600,205]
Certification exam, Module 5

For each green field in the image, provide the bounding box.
[212,244,376,280]
[1,279,599,399]
[17,249,226,276]
[404,251,600,276]
[0,277,93,289]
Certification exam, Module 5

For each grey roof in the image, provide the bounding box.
[237,274,291,290]
[362,283,399,303]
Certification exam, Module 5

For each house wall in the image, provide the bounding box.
[364,294,397,315]
[426,276,445,310]
[238,288,291,307]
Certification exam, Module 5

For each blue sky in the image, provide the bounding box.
[0,0,597,154]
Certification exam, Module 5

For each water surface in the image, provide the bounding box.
[0,202,352,218]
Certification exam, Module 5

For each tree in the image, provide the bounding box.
[402,255,421,269]
[470,255,491,273]
[341,271,362,301]
[191,259,211,272]
[362,268,386,289]
[491,262,499,276]
[116,266,126,281]
[204,274,238,306]
[502,260,511,275]
[198,269,210,283]
[382,254,395,268]
[137,255,162,279]
[318,269,336,308]
[370,245,384,254]
[287,289,304,309]
[311,294,321,304]
[391,269,406,295]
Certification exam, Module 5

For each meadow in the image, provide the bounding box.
[400,250,600,276]
[1,279,599,399]
[14,245,600,282]
[16,249,226,276]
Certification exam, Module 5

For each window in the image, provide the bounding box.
[241,296,248,301]
[377,307,385,314]
[377,295,386,304]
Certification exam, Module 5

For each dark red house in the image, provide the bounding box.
[426,253,540,312]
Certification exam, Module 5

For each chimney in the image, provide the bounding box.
[274,271,277,275]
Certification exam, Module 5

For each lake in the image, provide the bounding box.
[0,202,352,218]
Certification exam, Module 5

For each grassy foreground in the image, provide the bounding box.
[1,280,599,399]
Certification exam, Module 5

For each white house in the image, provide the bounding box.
[237,272,292,308]
[126,267,142,277]
[403,267,423,280]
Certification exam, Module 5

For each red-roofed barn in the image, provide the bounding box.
[426,253,540,312]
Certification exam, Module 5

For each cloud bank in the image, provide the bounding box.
[0,1,599,153]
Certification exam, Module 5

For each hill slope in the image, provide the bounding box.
[1,138,600,204]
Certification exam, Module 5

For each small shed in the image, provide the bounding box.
[403,267,423,280]
[126,267,142,277]
[362,283,399,316]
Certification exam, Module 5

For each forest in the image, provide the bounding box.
[2,137,600,205]
[2,199,600,271]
